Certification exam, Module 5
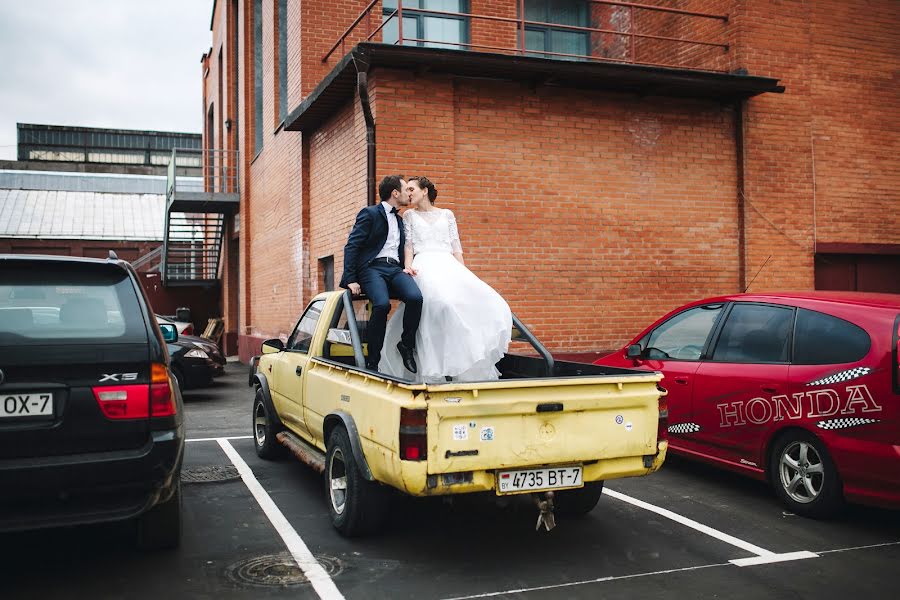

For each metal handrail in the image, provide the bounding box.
[322,0,729,71]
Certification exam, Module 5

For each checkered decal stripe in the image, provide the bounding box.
[816,417,880,430]
[806,367,871,387]
[668,423,701,434]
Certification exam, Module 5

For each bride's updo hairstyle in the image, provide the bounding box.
[409,176,438,203]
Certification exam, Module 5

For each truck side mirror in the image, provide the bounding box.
[626,344,642,359]
[262,338,285,353]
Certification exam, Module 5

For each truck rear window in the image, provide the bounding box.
[0,262,148,345]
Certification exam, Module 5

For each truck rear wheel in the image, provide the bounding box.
[555,481,604,516]
[325,426,390,537]
[253,389,285,459]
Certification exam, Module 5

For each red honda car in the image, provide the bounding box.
[595,292,900,518]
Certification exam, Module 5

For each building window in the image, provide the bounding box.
[522,0,589,61]
[275,0,288,125]
[320,255,334,292]
[382,0,469,50]
[253,0,263,155]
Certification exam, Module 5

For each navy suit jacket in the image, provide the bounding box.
[339,203,406,289]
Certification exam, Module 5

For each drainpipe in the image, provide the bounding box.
[354,53,376,206]
[735,99,747,292]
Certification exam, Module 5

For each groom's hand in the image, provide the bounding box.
[403,267,418,276]
[347,282,361,295]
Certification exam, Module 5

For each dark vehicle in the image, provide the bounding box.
[168,333,225,391]
[0,254,184,549]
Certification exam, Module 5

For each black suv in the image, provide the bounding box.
[0,254,184,549]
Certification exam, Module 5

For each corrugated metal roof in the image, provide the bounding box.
[0,169,168,194]
[0,188,164,240]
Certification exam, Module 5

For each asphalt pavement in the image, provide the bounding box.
[2,361,899,599]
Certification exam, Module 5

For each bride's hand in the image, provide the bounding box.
[403,266,418,276]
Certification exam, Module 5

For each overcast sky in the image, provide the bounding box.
[0,0,213,160]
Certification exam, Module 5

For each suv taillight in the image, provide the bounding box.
[657,384,669,443]
[399,408,427,461]
[93,363,176,419]
[150,362,177,417]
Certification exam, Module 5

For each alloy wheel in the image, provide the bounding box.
[329,447,348,515]
[778,440,825,504]
[254,402,268,448]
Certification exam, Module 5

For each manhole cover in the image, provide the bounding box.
[225,552,343,587]
[181,465,241,484]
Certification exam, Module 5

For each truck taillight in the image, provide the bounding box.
[657,385,669,443]
[92,363,176,419]
[400,408,427,461]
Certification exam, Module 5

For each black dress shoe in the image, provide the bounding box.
[365,361,379,372]
[396,341,417,373]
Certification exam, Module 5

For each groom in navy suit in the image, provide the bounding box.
[340,175,423,373]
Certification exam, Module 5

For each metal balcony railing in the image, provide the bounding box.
[323,0,729,72]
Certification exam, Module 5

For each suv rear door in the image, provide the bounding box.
[0,259,153,459]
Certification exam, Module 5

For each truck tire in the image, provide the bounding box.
[253,388,285,459]
[136,481,182,550]
[325,426,390,537]
[769,430,843,518]
[555,481,604,516]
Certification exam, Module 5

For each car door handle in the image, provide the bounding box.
[761,385,778,394]
[673,377,689,385]
[295,366,303,376]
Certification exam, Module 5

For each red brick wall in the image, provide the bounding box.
[0,239,158,263]
[809,0,900,246]
[370,71,739,351]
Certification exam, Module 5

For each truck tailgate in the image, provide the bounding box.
[425,375,663,474]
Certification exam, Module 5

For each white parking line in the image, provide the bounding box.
[603,488,818,566]
[187,435,253,443]
[441,562,731,599]
[217,438,345,600]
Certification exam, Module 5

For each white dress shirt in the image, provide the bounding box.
[375,201,400,261]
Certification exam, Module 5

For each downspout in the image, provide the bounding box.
[354,53,376,206]
[735,99,747,292]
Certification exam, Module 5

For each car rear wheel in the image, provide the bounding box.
[253,389,285,459]
[554,481,604,516]
[770,431,843,518]
[136,481,182,550]
[325,426,390,537]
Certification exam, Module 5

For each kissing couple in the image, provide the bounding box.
[339,175,512,384]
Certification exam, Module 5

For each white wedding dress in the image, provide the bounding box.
[379,208,512,383]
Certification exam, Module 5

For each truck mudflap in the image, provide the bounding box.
[425,376,663,475]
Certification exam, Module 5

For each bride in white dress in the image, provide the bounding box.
[378,177,512,383]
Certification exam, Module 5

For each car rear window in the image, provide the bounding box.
[0,261,148,346]
[792,308,870,365]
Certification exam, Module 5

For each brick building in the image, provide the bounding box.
[202,0,900,363]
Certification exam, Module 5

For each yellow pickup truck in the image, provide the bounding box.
[250,291,667,536]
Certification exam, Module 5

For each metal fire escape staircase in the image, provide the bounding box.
[162,149,239,286]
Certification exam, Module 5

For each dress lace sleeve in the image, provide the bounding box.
[447,209,463,254]
[403,213,415,255]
